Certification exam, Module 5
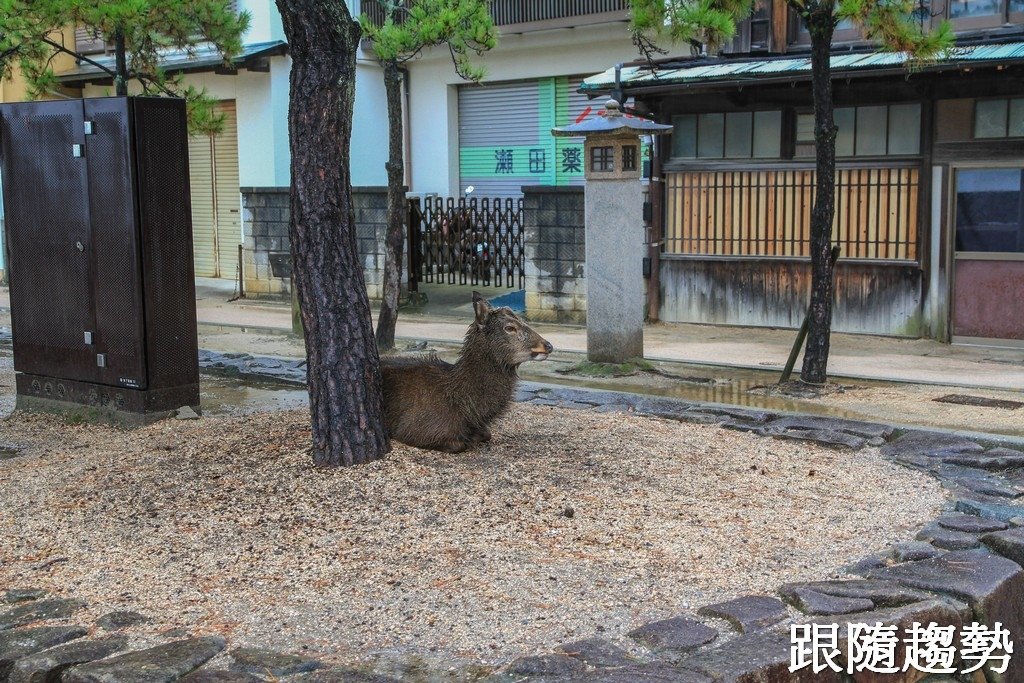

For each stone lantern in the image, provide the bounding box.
[552,99,671,363]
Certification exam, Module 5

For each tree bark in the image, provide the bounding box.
[113,26,127,96]
[375,58,406,351]
[799,7,837,385]
[275,0,390,466]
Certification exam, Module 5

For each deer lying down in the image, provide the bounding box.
[380,292,553,453]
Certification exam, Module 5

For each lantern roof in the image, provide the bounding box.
[551,99,672,138]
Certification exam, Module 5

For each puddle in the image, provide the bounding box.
[199,376,308,417]
[526,371,870,420]
[198,323,294,337]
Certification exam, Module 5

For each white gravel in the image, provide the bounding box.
[0,401,946,669]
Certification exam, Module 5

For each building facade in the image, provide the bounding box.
[582,4,1024,345]
[29,0,391,294]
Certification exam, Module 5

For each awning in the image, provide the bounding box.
[581,40,1024,95]
[55,40,288,87]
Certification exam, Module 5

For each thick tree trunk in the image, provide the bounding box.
[275,0,390,466]
[375,58,406,351]
[800,11,837,385]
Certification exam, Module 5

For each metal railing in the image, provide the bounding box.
[360,0,629,27]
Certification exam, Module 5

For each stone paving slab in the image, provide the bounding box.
[63,637,226,683]
[554,638,634,668]
[500,653,586,678]
[96,611,149,631]
[0,598,86,630]
[954,498,1024,524]
[779,586,875,615]
[936,467,1022,499]
[228,647,320,675]
[0,626,88,678]
[9,636,127,683]
[696,595,789,633]
[683,627,843,683]
[627,616,718,654]
[804,599,965,679]
[1,590,45,605]
[198,351,307,386]
[890,541,943,563]
[879,432,987,458]
[760,415,894,439]
[569,662,711,682]
[944,452,1024,471]
[180,672,264,683]
[782,580,935,610]
[763,427,867,450]
[982,527,1024,567]
[290,669,402,682]
[937,513,1009,533]
[916,521,983,550]
[868,550,1024,634]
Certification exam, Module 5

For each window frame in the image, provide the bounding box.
[794,103,923,159]
[590,146,615,173]
[951,164,1024,260]
[669,109,784,162]
[972,97,1024,140]
[934,0,1024,32]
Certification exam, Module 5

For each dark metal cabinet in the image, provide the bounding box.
[0,96,200,422]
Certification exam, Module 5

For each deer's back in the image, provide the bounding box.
[380,355,463,448]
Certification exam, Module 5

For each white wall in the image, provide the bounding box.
[238,0,285,43]
[406,22,641,195]
[82,62,292,188]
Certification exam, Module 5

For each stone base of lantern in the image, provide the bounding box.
[584,178,645,363]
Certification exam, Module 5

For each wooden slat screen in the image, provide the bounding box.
[664,166,920,260]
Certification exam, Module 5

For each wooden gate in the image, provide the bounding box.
[407,196,524,289]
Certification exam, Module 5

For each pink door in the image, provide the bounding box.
[952,168,1024,343]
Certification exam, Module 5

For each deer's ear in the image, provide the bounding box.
[473,292,490,327]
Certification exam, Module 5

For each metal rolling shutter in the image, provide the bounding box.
[187,100,240,279]
[188,132,217,277]
[458,77,593,198]
[212,101,241,279]
[458,79,540,198]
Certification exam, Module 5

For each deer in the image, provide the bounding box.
[380,292,553,453]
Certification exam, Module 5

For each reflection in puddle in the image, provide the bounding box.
[531,373,867,419]
[200,376,308,417]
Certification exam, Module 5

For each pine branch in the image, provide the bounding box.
[38,35,117,79]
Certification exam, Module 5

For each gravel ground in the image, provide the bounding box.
[0,397,945,669]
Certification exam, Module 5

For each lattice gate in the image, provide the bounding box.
[407,196,524,289]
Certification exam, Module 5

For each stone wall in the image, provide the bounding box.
[240,187,290,296]
[523,186,586,324]
[240,187,389,300]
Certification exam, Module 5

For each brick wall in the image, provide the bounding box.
[240,187,389,299]
[523,186,586,324]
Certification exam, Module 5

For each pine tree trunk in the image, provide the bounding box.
[375,58,406,352]
[800,10,837,385]
[275,0,390,466]
[113,27,127,96]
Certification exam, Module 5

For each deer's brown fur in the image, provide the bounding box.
[380,292,553,452]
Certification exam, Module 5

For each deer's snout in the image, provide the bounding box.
[530,339,554,360]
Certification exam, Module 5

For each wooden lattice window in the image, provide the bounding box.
[663,165,920,261]
[591,146,614,172]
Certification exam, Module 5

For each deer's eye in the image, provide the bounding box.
[504,324,517,333]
